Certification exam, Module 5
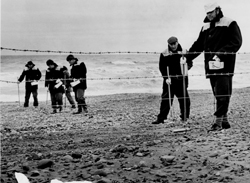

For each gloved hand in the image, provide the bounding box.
[180,57,187,64]
[165,78,171,85]
[181,49,187,55]
[213,55,220,62]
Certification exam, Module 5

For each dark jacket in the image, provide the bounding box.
[45,65,65,92]
[70,62,87,90]
[159,44,192,88]
[18,66,42,89]
[187,11,242,77]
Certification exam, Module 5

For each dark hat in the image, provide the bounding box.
[46,59,56,66]
[168,36,178,44]
[66,54,77,61]
[25,61,35,67]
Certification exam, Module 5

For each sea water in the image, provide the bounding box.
[0,54,249,102]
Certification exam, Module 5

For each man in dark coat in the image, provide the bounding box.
[66,54,88,114]
[186,2,242,131]
[45,59,65,114]
[18,61,42,107]
[152,37,192,124]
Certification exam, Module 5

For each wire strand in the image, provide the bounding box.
[1,47,250,55]
[1,72,250,84]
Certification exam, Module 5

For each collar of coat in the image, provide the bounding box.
[47,66,61,72]
[202,16,234,31]
[24,66,38,71]
[72,63,80,66]
[161,44,182,56]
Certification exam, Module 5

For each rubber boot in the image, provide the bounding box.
[73,106,82,114]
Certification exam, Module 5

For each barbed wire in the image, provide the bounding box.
[0,47,159,55]
[1,72,250,84]
[1,47,250,55]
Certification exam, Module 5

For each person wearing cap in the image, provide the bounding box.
[152,36,193,124]
[186,2,242,131]
[45,59,65,114]
[18,61,42,107]
[66,54,88,114]
[61,66,76,109]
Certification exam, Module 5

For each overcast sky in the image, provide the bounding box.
[1,0,250,55]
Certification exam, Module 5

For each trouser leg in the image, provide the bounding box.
[32,89,38,107]
[50,92,57,109]
[66,89,75,106]
[210,76,232,117]
[76,89,87,109]
[209,76,232,129]
[24,89,31,107]
[175,78,190,120]
[157,84,174,121]
[55,92,63,111]
[56,92,63,108]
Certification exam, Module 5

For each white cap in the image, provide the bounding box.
[204,2,220,13]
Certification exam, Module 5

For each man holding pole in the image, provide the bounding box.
[152,36,192,124]
[18,61,42,107]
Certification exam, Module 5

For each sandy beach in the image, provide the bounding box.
[1,87,250,183]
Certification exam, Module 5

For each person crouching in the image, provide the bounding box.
[45,59,65,114]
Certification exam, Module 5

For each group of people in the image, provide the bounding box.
[152,2,242,132]
[18,3,242,131]
[18,54,88,114]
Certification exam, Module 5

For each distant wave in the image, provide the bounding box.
[111,61,136,65]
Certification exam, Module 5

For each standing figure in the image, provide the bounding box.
[152,37,192,124]
[66,54,88,114]
[186,2,242,131]
[18,61,42,107]
[61,66,76,109]
[45,59,65,114]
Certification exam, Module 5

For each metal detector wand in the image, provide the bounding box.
[181,55,187,121]
[167,66,173,118]
[17,77,21,106]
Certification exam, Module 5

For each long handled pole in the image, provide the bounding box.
[167,66,173,118]
[214,87,216,113]
[181,56,187,121]
[46,88,48,105]
[64,75,67,108]
[17,78,21,106]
